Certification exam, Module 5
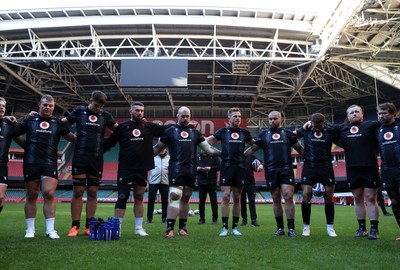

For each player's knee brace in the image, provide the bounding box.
[169,187,182,208]
[72,177,86,187]
[87,177,101,186]
[115,196,128,209]
[115,189,130,209]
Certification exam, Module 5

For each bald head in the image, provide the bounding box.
[177,106,191,126]
[178,106,190,115]
[268,111,283,129]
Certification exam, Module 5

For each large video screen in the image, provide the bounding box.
[120,59,188,87]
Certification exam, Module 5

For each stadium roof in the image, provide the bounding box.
[1,0,400,127]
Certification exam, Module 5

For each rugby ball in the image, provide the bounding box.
[312,183,326,197]
[252,159,262,172]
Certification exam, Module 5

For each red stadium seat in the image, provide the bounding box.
[102,162,118,181]
[333,161,347,178]
[8,160,23,178]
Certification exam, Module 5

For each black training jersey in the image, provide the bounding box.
[103,119,166,170]
[377,121,400,168]
[17,115,70,165]
[255,128,298,169]
[0,118,20,165]
[160,125,205,176]
[213,126,252,167]
[296,125,340,166]
[67,105,115,157]
[338,121,380,167]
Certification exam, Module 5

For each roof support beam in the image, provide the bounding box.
[166,90,175,116]
[103,60,132,104]
[282,0,365,109]
[316,61,389,100]
[0,29,316,61]
[344,62,400,92]
[0,61,69,111]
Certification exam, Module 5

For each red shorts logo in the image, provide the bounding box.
[181,131,189,138]
[231,132,239,139]
[272,133,280,140]
[350,126,359,134]
[132,129,141,137]
[40,121,50,129]
[89,115,98,123]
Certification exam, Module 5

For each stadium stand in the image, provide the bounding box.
[189,191,199,203]
[4,189,25,202]
[103,144,119,163]
[333,161,347,179]
[102,162,118,182]
[294,163,303,180]
[8,160,23,181]
[55,190,73,202]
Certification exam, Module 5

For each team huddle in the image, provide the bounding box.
[0,91,399,241]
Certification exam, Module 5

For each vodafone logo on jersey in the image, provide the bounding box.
[272,133,280,140]
[132,129,141,137]
[231,132,239,139]
[40,121,50,129]
[350,126,359,134]
[180,131,189,138]
[88,115,98,123]
[314,131,323,139]
[384,132,393,140]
